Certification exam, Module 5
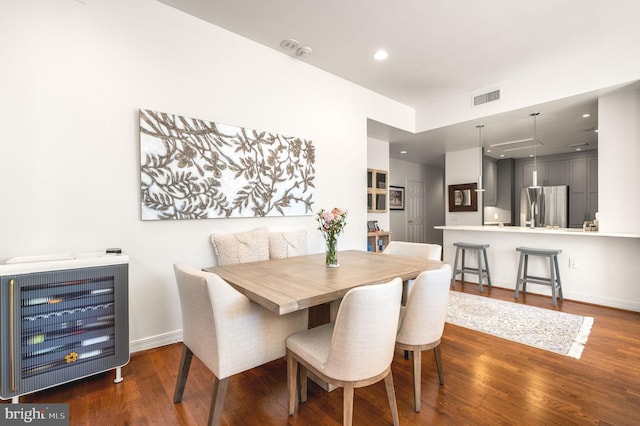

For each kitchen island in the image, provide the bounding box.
[436,225,640,311]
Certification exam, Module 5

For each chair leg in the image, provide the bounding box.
[287,350,299,415]
[173,345,193,403]
[412,348,422,412]
[476,248,483,292]
[515,253,525,299]
[523,254,529,293]
[208,376,229,426]
[434,344,444,385]
[461,249,466,284]
[451,247,460,288]
[343,383,355,426]
[549,255,557,306]
[554,255,564,300]
[299,364,308,403]
[384,371,400,426]
[483,248,492,288]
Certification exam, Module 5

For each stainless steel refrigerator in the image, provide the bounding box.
[519,185,569,228]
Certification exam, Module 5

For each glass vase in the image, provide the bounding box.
[325,236,339,267]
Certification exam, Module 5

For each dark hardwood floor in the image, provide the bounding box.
[4,284,640,425]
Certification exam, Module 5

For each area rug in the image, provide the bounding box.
[446,291,594,359]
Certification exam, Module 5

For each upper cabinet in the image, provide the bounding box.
[367,169,387,212]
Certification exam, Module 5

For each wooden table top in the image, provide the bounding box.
[204,249,444,315]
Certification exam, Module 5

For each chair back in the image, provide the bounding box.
[269,230,308,258]
[323,278,402,382]
[383,241,442,260]
[174,263,220,371]
[396,264,451,346]
[174,263,307,379]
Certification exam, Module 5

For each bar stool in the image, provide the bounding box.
[451,242,492,292]
[514,247,563,306]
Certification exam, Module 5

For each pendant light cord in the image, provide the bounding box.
[533,113,537,172]
[530,112,540,187]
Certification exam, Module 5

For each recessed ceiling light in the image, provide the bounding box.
[499,154,505,158]
[374,50,388,61]
[529,154,534,157]
[295,46,312,57]
[400,150,407,154]
[595,129,599,133]
[486,149,491,153]
[570,142,589,150]
[582,113,591,118]
[280,39,299,51]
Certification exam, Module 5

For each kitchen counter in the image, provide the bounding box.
[435,225,640,239]
[438,225,640,312]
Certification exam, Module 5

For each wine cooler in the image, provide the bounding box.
[0,253,129,402]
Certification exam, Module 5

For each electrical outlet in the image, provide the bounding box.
[569,258,577,269]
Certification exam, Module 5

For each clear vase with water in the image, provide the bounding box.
[325,236,339,267]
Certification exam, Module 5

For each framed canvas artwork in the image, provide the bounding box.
[448,183,477,212]
[389,186,405,210]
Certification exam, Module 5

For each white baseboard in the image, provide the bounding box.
[482,283,640,312]
[129,329,183,354]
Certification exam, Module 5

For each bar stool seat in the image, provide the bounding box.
[451,242,492,292]
[514,247,563,306]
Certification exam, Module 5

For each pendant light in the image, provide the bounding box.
[530,112,540,188]
[475,124,485,192]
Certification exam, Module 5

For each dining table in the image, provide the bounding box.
[203,249,445,315]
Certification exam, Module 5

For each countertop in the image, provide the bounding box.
[434,225,640,239]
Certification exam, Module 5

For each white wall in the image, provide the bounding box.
[598,87,640,234]
[445,148,483,226]
[0,0,414,351]
[414,37,640,133]
[366,137,390,234]
[389,158,444,245]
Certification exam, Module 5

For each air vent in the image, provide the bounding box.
[473,89,501,106]
[489,137,543,152]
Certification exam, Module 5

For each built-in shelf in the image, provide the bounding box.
[367,231,391,252]
[367,169,387,213]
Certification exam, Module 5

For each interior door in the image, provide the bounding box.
[406,180,425,242]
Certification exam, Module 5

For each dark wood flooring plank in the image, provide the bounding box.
[2,285,639,425]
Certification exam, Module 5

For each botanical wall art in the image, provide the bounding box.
[139,109,316,220]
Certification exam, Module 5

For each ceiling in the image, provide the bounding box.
[157,0,640,166]
[367,90,602,166]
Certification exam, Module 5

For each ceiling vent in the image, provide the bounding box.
[489,137,543,152]
[473,89,501,106]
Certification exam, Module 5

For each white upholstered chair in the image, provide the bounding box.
[396,264,452,412]
[383,241,442,304]
[172,263,308,426]
[268,229,308,259]
[286,278,403,426]
[383,241,442,260]
[210,227,270,266]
